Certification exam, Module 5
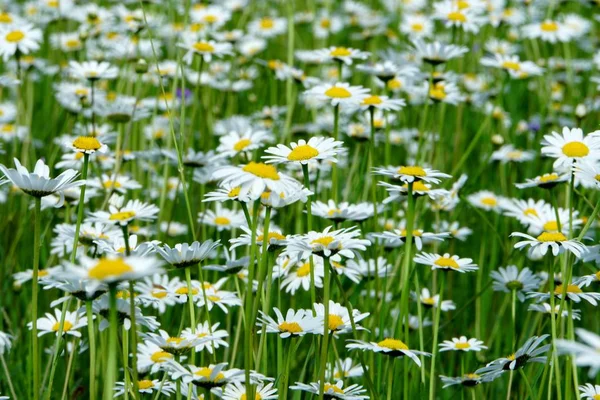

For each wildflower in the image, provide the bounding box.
[414,252,478,273]
[490,266,542,301]
[290,380,369,399]
[347,338,430,366]
[263,137,344,165]
[257,307,321,338]
[439,337,487,352]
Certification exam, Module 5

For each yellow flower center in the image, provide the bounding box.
[240,394,262,400]
[411,23,424,32]
[136,379,154,390]
[5,30,24,43]
[103,180,122,189]
[278,321,303,333]
[423,297,435,306]
[330,47,351,57]
[204,15,218,23]
[243,162,280,180]
[593,395,600,400]
[362,95,383,105]
[260,18,274,29]
[193,42,215,53]
[233,139,252,151]
[228,187,241,197]
[456,0,469,8]
[501,61,521,71]
[287,144,319,161]
[175,287,198,295]
[554,284,582,295]
[536,231,567,242]
[214,216,231,225]
[481,197,497,207]
[167,337,184,345]
[523,208,538,217]
[447,11,467,22]
[541,21,558,32]
[434,257,460,269]
[377,338,409,350]
[150,351,173,363]
[388,79,402,90]
[296,262,311,277]
[409,181,430,192]
[429,83,447,100]
[0,12,13,23]
[320,18,331,28]
[324,384,344,394]
[543,221,559,231]
[328,314,344,330]
[52,320,73,332]
[562,142,589,157]
[312,236,335,247]
[88,258,133,280]
[325,86,352,98]
[151,290,167,299]
[65,39,81,49]
[109,211,136,221]
[195,367,225,381]
[397,166,426,177]
[539,173,559,183]
[73,136,102,151]
[257,232,286,242]
[455,342,471,349]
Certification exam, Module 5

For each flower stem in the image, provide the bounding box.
[318,259,331,400]
[428,274,445,400]
[86,300,97,400]
[104,285,119,400]
[32,196,41,400]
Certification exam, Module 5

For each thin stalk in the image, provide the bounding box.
[32,197,41,400]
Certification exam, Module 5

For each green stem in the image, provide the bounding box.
[428,274,445,400]
[318,259,331,400]
[32,197,41,400]
[86,300,97,400]
[104,285,119,400]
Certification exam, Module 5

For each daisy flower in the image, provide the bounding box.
[263,137,344,165]
[374,228,450,251]
[414,253,478,273]
[541,127,600,169]
[347,338,430,366]
[89,194,159,226]
[528,283,600,306]
[511,231,587,258]
[68,60,118,81]
[0,23,42,61]
[135,274,178,314]
[257,307,321,338]
[359,94,406,111]
[312,300,369,336]
[579,383,600,399]
[290,380,369,399]
[138,340,175,373]
[280,258,325,294]
[574,160,600,189]
[166,361,243,388]
[61,255,163,292]
[491,145,536,163]
[440,373,487,388]
[248,16,287,38]
[144,329,206,356]
[91,295,159,332]
[490,266,542,302]
[401,13,434,38]
[326,357,364,380]
[69,136,108,154]
[373,165,451,184]
[412,288,456,311]
[181,321,229,353]
[230,225,288,252]
[439,337,487,352]
[212,162,300,201]
[433,1,484,33]
[154,240,220,269]
[200,204,246,231]
[0,331,12,354]
[556,329,600,377]
[527,303,581,320]
[427,80,464,105]
[304,82,370,108]
[523,20,573,43]
[481,54,544,79]
[222,382,278,400]
[313,46,370,65]
[114,379,175,397]
[466,191,504,212]
[476,335,550,376]
[284,226,370,259]
[178,37,233,64]
[500,198,547,225]
[29,309,87,338]
[411,39,469,65]
[216,127,272,158]
[0,158,83,205]
[515,172,570,189]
